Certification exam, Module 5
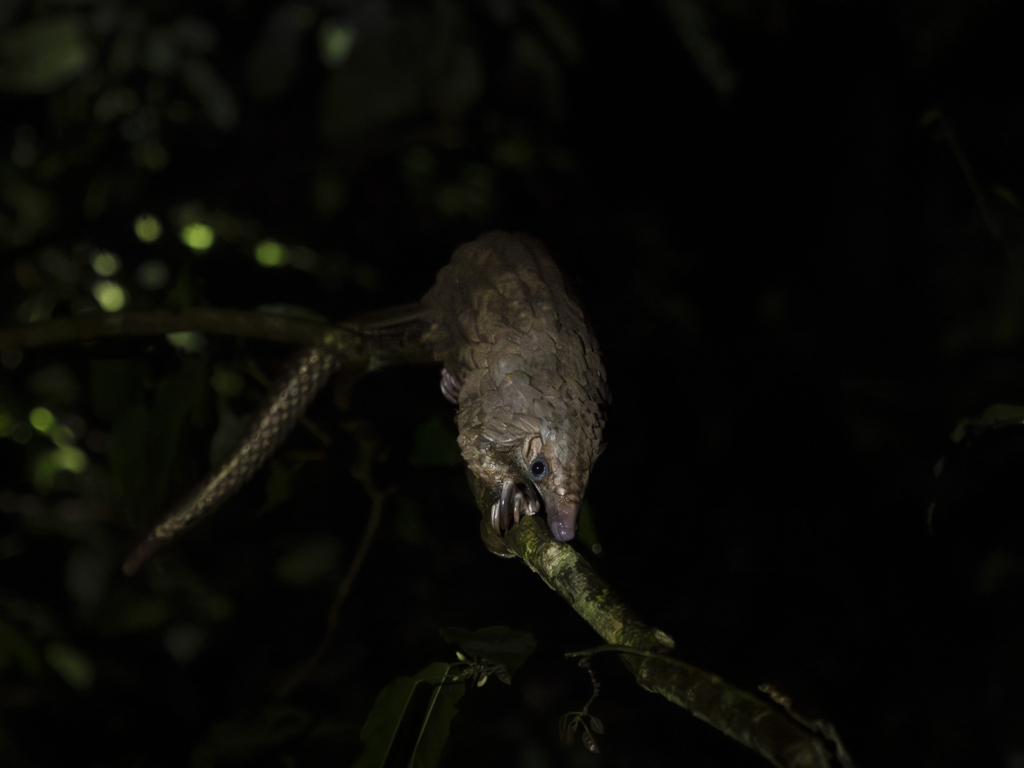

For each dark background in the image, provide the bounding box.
[1,1,1023,766]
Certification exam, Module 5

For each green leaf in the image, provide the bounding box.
[439,626,536,675]
[354,662,452,768]
[409,677,465,768]
[581,728,599,753]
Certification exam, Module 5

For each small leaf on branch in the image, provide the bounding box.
[439,626,536,675]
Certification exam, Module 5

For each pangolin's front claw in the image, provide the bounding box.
[491,478,543,536]
[492,478,517,534]
[439,368,461,405]
[513,482,529,524]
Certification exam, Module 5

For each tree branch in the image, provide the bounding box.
[0,307,436,366]
[0,308,349,350]
[495,515,852,768]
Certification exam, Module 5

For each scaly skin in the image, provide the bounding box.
[420,231,609,541]
[123,231,608,572]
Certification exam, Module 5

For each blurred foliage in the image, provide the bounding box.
[1,0,1024,767]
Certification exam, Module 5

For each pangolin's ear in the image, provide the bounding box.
[520,434,543,463]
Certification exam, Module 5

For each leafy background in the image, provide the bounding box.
[1,0,1023,766]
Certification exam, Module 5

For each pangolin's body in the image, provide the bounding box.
[123,231,608,573]
[421,232,609,541]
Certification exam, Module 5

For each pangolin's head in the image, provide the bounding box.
[489,428,603,542]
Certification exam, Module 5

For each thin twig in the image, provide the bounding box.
[565,644,684,663]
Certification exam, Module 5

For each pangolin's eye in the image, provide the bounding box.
[529,458,549,479]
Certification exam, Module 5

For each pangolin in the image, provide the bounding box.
[122,231,608,574]
[420,231,609,541]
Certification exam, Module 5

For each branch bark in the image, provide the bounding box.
[490,514,852,768]
[0,308,437,366]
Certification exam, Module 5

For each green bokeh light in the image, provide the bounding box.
[49,423,76,447]
[52,445,88,473]
[254,239,287,267]
[28,407,55,433]
[166,331,206,353]
[134,214,163,243]
[92,280,127,312]
[90,250,121,277]
[318,21,358,69]
[180,222,215,251]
